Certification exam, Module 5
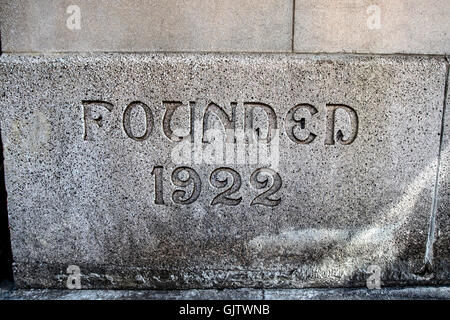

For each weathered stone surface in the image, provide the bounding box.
[0,0,292,53]
[0,288,264,300]
[294,0,450,55]
[433,61,450,282]
[1,287,449,300]
[264,286,450,300]
[0,53,446,289]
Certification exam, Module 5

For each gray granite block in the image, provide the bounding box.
[0,53,446,289]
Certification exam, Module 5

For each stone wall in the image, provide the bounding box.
[0,0,448,289]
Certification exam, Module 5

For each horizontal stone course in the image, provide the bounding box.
[2,287,450,300]
[294,0,450,55]
[0,0,292,53]
[0,53,447,288]
[2,1,449,54]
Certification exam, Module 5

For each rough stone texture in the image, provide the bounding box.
[264,286,450,300]
[0,287,450,301]
[0,0,292,53]
[0,288,262,300]
[1,287,449,300]
[0,53,446,289]
[294,0,450,55]
[433,60,450,282]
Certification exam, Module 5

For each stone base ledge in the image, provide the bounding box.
[1,286,449,300]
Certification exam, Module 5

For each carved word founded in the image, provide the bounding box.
[82,100,359,145]
[152,166,282,207]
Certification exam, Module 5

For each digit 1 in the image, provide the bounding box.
[151,166,165,205]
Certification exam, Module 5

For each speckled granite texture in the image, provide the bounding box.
[0,53,447,289]
[1,286,449,300]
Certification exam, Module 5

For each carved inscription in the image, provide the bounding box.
[123,101,154,141]
[244,102,278,143]
[82,100,359,145]
[250,168,282,207]
[152,166,282,207]
[151,166,165,205]
[324,104,358,145]
[82,100,113,141]
[171,167,202,205]
[210,167,242,206]
[162,101,195,142]
[203,102,236,144]
[81,99,359,207]
[284,103,318,144]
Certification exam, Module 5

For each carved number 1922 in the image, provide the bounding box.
[151,166,282,207]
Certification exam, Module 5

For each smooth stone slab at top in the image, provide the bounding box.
[0,0,292,53]
[0,53,446,289]
[294,0,450,55]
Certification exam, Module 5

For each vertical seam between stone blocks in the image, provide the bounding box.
[291,0,296,52]
[425,57,450,267]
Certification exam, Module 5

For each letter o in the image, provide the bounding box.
[123,101,154,141]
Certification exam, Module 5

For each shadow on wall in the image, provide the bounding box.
[0,129,14,286]
[0,27,14,288]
